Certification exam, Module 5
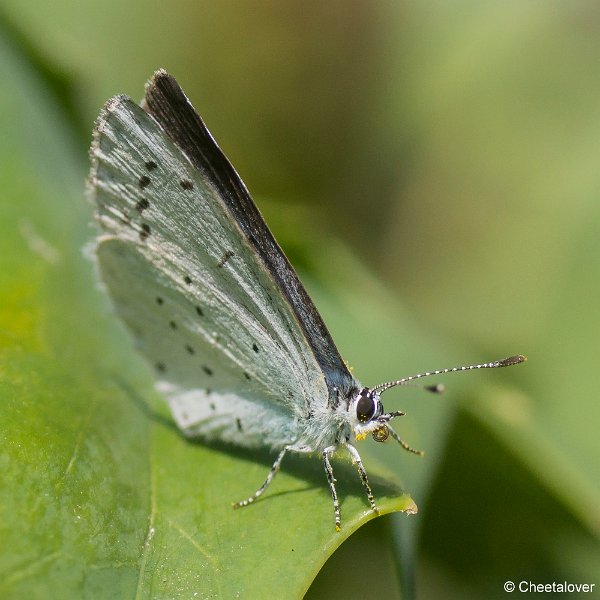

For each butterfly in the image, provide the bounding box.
[87,69,526,530]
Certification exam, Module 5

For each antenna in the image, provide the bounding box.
[372,355,527,395]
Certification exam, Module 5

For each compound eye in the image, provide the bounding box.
[356,389,376,423]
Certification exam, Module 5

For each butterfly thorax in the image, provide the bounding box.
[290,378,387,452]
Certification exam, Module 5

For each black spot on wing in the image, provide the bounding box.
[185,344,195,355]
[196,305,204,317]
[243,372,251,381]
[217,250,234,268]
[139,223,151,240]
[169,320,177,330]
[156,362,166,373]
[184,275,192,285]
[145,160,158,171]
[252,343,259,353]
[138,175,151,189]
[202,365,213,376]
[156,296,164,305]
[180,179,194,190]
[136,198,150,212]
[236,418,243,432]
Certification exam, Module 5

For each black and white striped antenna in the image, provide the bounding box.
[372,355,527,395]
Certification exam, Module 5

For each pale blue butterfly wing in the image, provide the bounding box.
[89,70,357,450]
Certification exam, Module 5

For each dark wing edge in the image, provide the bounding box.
[141,69,355,400]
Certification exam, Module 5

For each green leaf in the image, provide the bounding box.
[0,32,419,599]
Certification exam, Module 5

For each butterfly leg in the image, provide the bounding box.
[345,442,378,515]
[322,445,341,531]
[387,424,424,455]
[233,447,288,509]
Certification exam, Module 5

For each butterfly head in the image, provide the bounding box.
[350,388,401,443]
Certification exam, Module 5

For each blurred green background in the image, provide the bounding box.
[1,1,599,598]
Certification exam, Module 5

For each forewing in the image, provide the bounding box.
[88,77,352,438]
[142,71,356,402]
